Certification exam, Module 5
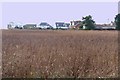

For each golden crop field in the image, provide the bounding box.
[2,30,118,78]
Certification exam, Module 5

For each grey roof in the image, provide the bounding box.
[56,22,64,24]
[40,22,52,27]
[23,24,37,28]
[24,24,36,26]
[23,24,37,29]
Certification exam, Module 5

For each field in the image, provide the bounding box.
[2,30,118,78]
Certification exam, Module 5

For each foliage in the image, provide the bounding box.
[82,15,95,30]
[115,13,120,30]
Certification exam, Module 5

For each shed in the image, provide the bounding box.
[23,24,37,29]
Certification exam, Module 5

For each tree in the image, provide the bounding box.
[82,15,95,30]
[115,13,120,30]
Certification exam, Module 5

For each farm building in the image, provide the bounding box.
[70,20,83,29]
[38,22,53,29]
[7,22,16,29]
[23,24,37,29]
[7,22,23,29]
[95,23,116,30]
[55,22,70,30]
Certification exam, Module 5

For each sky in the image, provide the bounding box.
[118,1,120,13]
[0,1,118,29]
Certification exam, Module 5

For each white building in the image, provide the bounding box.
[7,22,16,29]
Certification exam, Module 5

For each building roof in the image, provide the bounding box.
[40,22,48,26]
[23,24,37,29]
[39,22,52,27]
[56,22,64,24]
[24,24,37,26]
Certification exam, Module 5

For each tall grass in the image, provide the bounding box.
[2,30,118,78]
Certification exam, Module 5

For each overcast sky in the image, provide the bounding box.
[1,2,118,28]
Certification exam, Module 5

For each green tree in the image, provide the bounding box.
[115,13,120,30]
[82,15,95,30]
